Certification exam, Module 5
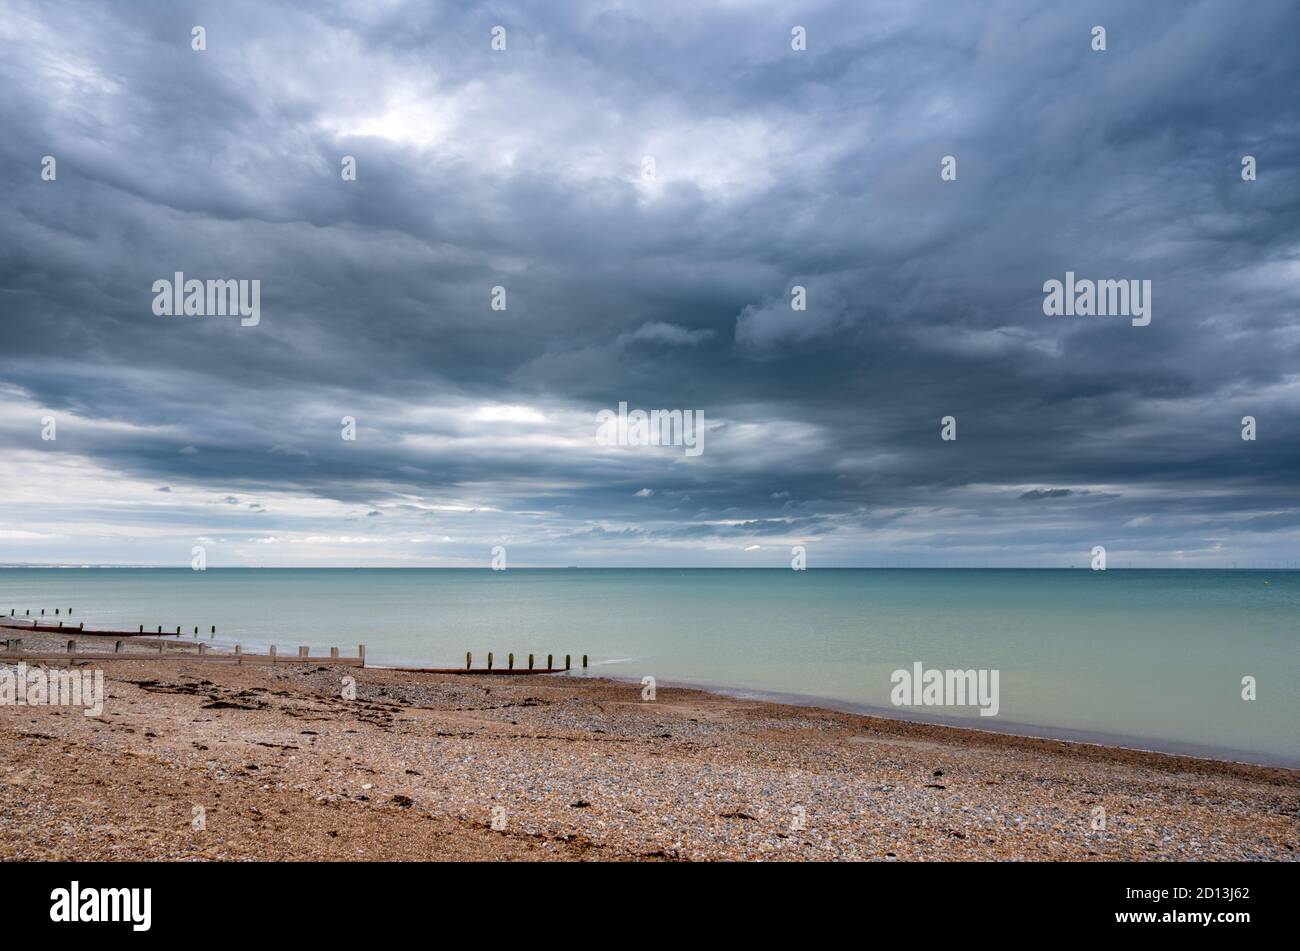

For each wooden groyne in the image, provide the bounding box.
[0,639,365,668]
[0,651,366,667]
[2,615,217,637]
[1,612,589,675]
[387,651,588,675]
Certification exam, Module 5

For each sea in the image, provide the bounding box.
[1,567,1295,766]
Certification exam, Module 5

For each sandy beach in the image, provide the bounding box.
[1,629,1295,861]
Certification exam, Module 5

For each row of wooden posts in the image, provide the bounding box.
[136,625,217,636]
[0,639,580,672]
[7,609,218,636]
[1,636,366,667]
[3,610,586,674]
[468,652,588,671]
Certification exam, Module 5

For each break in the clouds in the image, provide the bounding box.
[1,0,1298,567]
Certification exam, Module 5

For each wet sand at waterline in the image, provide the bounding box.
[1,632,1295,861]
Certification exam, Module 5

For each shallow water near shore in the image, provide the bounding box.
[1,567,1296,765]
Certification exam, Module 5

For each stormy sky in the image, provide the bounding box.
[1,0,1297,567]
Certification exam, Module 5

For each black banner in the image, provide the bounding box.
[0,860,1282,937]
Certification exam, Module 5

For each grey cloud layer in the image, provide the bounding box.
[1,0,1297,566]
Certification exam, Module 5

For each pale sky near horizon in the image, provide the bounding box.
[1,0,1298,568]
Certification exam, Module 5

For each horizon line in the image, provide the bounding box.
[1,564,1297,572]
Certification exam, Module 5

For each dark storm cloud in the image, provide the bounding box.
[0,0,1298,566]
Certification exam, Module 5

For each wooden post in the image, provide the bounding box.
[508,652,514,670]
[487,651,494,671]
[66,640,75,653]
[528,653,534,670]
[583,654,588,669]
[565,654,571,671]
[158,641,164,654]
[330,647,339,658]
[114,640,123,654]
[358,644,366,667]
[547,654,553,670]
[270,645,277,665]
[466,651,472,670]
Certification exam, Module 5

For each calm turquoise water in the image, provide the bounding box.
[1,568,1295,765]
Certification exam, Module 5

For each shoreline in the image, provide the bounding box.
[593,673,1300,771]
[5,625,1295,770]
